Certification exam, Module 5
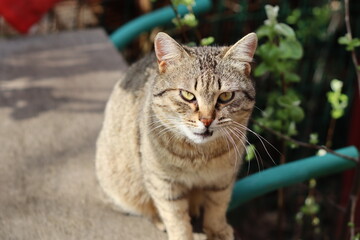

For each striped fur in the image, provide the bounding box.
[96,32,258,240]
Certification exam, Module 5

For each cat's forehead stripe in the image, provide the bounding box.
[191,47,224,93]
[192,47,222,71]
[198,53,218,71]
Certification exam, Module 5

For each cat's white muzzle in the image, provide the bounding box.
[180,124,216,144]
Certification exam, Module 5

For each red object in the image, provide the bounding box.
[346,89,360,226]
[337,88,360,238]
[0,0,60,34]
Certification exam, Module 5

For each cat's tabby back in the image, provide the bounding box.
[96,32,258,240]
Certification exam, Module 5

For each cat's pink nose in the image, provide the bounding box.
[200,118,213,127]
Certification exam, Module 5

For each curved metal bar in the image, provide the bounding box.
[110,0,212,50]
[228,146,359,211]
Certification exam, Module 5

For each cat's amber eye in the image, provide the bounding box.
[218,92,234,104]
[180,90,196,102]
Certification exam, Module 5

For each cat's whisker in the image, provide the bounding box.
[226,126,253,173]
[148,120,179,138]
[222,127,242,174]
[229,125,263,173]
[221,128,237,173]
[231,121,278,166]
[236,125,266,172]
[219,128,234,164]
[254,105,265,115]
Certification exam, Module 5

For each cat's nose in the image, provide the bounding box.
[200,118,213,128]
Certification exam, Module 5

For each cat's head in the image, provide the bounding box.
[151,32,257,144]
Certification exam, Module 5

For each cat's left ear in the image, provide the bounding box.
[154,32,189,73]
[222,32,258,75]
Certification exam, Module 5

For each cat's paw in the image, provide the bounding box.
[204,224,234,240]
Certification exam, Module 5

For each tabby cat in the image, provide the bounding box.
[96,32,258,240]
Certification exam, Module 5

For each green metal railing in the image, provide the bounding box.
[228,146,358,210]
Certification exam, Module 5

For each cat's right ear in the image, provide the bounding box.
[222,33,258,76]
[154,32,187,73]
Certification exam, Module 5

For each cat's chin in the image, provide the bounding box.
[190,135,214,144]
[178,125,217,144]
[185,130,216,144]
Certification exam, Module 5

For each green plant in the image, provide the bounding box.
[327,79,349,120]
[250,5,357,239]
[169,0,214,46]
[287,4,332,43]
[254,5,304,140]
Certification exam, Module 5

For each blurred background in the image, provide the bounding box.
[1,0,360,239]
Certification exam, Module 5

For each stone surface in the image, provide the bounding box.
[0,29,179,240]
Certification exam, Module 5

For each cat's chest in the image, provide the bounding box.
[162,151,237,187]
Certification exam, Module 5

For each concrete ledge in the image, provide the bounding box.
[0,29,175,240]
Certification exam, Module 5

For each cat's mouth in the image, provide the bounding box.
[194,130,213,138]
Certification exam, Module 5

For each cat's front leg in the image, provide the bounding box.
[145,175,193,240]
[203,185,234,240]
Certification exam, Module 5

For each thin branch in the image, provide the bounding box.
[251,119,359,163]
[344,0,360,96]
[344,1,360,239]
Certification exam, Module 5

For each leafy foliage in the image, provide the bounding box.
[254,5,304,139]
[172,13,198,28]
[338,34,360,51]
[170,0,214,46]
[327,79,349,119]
[286,4,332,42]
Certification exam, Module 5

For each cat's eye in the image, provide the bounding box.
[180,90,196,102]
[218,92,234,104]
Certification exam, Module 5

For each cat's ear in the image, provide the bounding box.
[154,32,188,73]
[222,32,258,75]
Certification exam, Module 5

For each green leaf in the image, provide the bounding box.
[277,95,293,107]
[309,178,317,188]
[275,23,295,38]
[257,42,281,61]
[264,5,279,25]
[287,121,298,136]
[271,120,283,131]
[284,72,301,83]
[348,38,360,51]
[256,25,272,39]
[276,108,288,120]
[327,79,349,119]
[289,106,305,122]
[245,144,256,161]
[200,36,215,46]
[338,34,360,51]
[277,94,301,108]
[301,197,320,215]
[254,62,270,77]
[331,109,344,119]
[338,35,351,45]
[182,13,198,27]
[262,106,274,118]
[186,41,197,47]
[286,9,301,24]
[171,0,195,7]
[348,222,355,228]
[309,133,319,145]
[172,18,181,28]
[279,39,303,59]
[330,79,343,92]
